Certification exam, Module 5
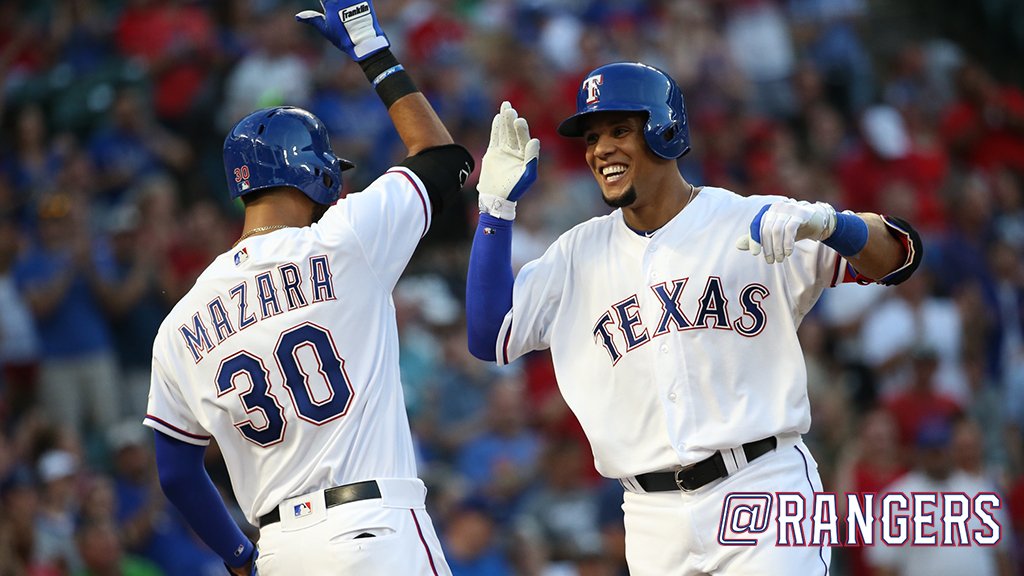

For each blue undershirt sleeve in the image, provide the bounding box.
[153,430,254,568]
[466,213,514,362]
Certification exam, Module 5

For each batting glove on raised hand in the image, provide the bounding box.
[735,200,837,264]
[296,0,389,61]
[478,101,540,220]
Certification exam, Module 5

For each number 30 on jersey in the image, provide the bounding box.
[214,322,353,446]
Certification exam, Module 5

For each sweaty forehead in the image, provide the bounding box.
[581,111,646,134]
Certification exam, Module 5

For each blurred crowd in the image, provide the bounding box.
[2,0,1024,575]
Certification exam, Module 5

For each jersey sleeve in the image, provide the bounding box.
[495,236,570,366]
[787,239,847,323]
[319,167,432,290]
[143,337,212,446]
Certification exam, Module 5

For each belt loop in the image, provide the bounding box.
[621,476,646,494]
[721,448,740,476]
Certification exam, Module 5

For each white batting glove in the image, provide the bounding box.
[735,200,837,264]
[478,101,540,220]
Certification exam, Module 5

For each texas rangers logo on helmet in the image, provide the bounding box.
[584,74,603,105]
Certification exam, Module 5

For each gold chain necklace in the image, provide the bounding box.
[233,225,290,248]
[642,183,700,238]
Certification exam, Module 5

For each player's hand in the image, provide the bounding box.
[295,0,389,61]
[735,200,837,264]
[478,101,540,220]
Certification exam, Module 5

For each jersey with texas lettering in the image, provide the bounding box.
[145,167,432,524]
[496,187,847,479]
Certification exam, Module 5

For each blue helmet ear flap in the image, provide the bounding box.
[557,62,690,160]
[223,107,355,205]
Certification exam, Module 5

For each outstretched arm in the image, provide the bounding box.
[466,102,540,361]
[736,201,922,285]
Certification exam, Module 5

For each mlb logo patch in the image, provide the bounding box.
[233,247,249,266]
[293,501,313,518]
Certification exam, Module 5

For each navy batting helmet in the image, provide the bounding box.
[223,107,355,205]
[557,62,690,159]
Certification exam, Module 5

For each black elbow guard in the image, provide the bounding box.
[400,144,475,215]
[876,215,923,286]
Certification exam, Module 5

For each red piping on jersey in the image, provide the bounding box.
[144,414,211,441]
[501,318,513,365]
[830,254,842,287]
[409,509,440,576]
[386,169,430,238]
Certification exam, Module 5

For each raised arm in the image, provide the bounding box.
[296,0,452,156]
[466,102,539,360]
[297,0,471,214]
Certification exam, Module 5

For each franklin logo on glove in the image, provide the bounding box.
[341,2,369,22]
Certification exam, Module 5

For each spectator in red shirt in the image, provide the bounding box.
[941,60,1024,172]
[833,409,906,576]
[837,105,948,232]
[884,347,964,451]
[114,0,217,125]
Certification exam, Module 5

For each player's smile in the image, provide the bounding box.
[601,163,629,183]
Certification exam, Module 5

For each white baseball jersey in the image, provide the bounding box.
[145,167,431,524]
[496,187,847,479]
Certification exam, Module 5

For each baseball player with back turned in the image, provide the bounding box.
[144,1,473,574]
[467,63,923,575]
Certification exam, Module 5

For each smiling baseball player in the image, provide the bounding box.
[466,63,923,575]
[144,2,472,574]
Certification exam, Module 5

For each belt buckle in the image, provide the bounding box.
[673,464,697,492]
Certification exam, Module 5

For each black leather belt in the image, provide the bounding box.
[259,480,382,527]
[634,436,778,492]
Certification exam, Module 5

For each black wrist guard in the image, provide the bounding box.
[358,49,418,109]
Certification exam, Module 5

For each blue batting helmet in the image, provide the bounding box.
[223,107,355,205]
[557,62,690,159]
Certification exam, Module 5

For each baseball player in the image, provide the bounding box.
[144,2,473,574]
[466,63,923,575]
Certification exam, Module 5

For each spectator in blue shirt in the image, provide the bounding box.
[14,194,121,441]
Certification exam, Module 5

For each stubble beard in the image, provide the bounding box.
[602,184,637,209]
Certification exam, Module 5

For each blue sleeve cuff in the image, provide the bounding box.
[466,213,514,361]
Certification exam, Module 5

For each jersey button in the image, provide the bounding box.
[660,345,669,354]
[668,393,677,402]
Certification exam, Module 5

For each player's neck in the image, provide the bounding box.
[238,188,316,239]
[621,174,695,232]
